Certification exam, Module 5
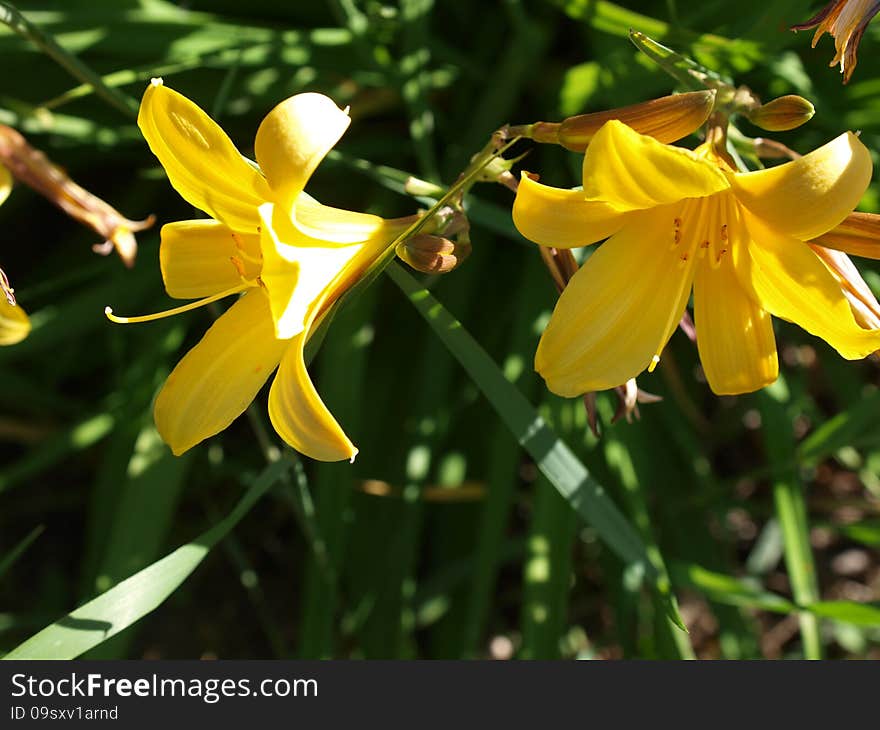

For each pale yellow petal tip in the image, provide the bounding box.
[648,354,660,373]
[0,301,31,346]
[150,77,164,87]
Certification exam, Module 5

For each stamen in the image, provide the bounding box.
[231,231,263,267]
[230,256,247,278]
[671,212,684,249]
[652,198,699,370]
[709,194,732,269]
[105,282,250,324]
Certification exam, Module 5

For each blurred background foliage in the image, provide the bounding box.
[1,0,879,660]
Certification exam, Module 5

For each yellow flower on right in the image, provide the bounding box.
[513,120,880,397]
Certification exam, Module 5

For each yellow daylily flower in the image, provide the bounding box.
[513,119,880,397]
[131,80,413,461]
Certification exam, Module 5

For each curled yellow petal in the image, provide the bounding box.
[582,119,729,212]
[693,256,778,395]
[731,131,872,241]
[254,93,350,207]
[160,220,261,299]
[0,298,30,345]
[154,289,288,455]
[268,331,358,462]
[138,79,270,232]
[536,208,694,395]
[733,212,880,359]
[512,173,628,248]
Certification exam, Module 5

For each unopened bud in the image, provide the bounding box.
[746,95,815,132]
[397,234,471,274]
[514,90,715,152]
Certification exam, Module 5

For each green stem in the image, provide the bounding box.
[759,384,823,659]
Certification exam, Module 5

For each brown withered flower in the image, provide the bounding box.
[0,125,154,267]
[793,0,880,84]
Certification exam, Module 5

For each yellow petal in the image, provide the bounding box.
[138,80,270,232]
[810,243,880,330]
[254,93,350,206]
[0,298,30,345]
[258,202,401,339]
[811,211,880,259]
[268,331,357,462]
[582,119,729,212]
[535,208,695,395]
[160,220,261,299]
[0,162,12,206]
[731,131,871,241]
[154,288,287,455]
[693,256,778,395]
[512,173,628,248]
[258,203,362,340]
[294,192,408,244]
[733,212,880,359]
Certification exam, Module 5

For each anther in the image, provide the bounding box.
[230,256,247,278]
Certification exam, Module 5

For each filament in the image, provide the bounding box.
[105,283,250,324]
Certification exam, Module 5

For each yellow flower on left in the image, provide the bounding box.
[0,162,31,345]
[135,80,412,461]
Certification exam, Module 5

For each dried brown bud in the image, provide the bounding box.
[515,91,716,152]
[0,125,154,267]
[397,234,471,274]
[746,95,815,132]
